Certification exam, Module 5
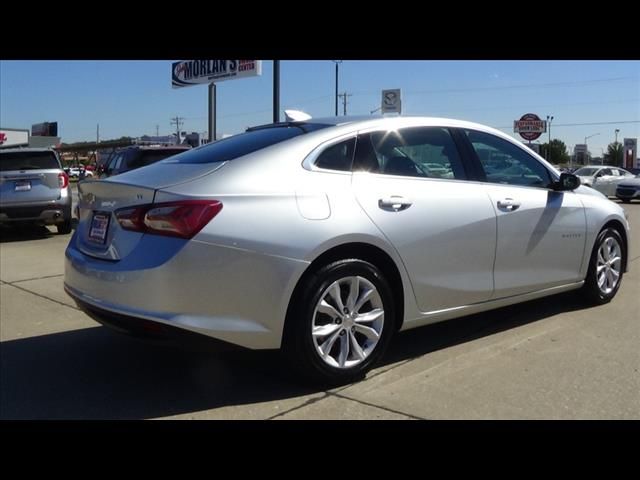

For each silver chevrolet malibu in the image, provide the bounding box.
[64,115,631,383]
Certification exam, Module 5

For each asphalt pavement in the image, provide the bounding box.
[1,199,638,419]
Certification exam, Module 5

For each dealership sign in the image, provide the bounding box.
[172,60,262,88]
[0,129,29,147]
[514,113,547,141]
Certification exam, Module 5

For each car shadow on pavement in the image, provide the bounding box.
[0,291,590,419]
[0,224,56,243]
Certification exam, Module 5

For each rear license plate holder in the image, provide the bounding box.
[88,211,111,244]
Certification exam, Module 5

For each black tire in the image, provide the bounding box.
[57,218,72,234]
[283,259,396,385]
[580,227,625,305]
[620,198,631,203]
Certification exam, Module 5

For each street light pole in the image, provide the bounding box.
[584,133,600,165]
[546,115,554,162]
[332,61,342,116]
[615,128,620,144]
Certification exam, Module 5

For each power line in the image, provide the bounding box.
[349,75,638,97]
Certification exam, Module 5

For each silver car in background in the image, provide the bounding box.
[574,165,635,197]
[1,148,72,234]
[64,116,631,384]
[616,174,640,203]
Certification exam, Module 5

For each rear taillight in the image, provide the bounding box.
[115,200,222,239]
[58,172,69,189]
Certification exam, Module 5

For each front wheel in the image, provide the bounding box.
[580,227,625,305]
[283,259,396,385]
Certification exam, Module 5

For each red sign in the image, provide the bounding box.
[514,113,546,141]
[0,132,7,145]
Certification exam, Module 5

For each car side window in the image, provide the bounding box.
[314,138,356,171]
[464,129,552,188]
[353,127,467,180]
[106,154,123,174]
[599,168,612,176]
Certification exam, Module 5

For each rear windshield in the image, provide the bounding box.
[163,123,331,164]
[129,149,190,169]
[0,151,60,171]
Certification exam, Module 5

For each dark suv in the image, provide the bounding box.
[98,145,191,178]
[0,148,72,234]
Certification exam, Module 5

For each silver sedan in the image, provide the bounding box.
[64,115,631,384]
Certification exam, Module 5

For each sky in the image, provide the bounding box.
[1,60,638,157]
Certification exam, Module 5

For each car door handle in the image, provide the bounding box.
[379,196,412,211]
[497,198,521,211]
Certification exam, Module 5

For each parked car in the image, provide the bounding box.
[65,167,94,179]
[98,145,191,178]
[616,174,640,203]
[573,165,635,197]
[1,148,72,233]
[64,115,630,384]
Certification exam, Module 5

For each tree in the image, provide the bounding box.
[606,142,623,166]
[540,139,570,165]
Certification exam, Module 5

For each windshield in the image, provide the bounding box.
[574,167,599,176]
[163,123,331,165]
[0,151,60,171]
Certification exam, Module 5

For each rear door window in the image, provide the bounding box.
[314,138,356,171]
[0,151,60,171]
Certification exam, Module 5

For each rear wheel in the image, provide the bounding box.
[283,259,396,385]
[57,218,72,234]
[580,227,625,305]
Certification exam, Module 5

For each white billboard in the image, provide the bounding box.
[0,129,29,148]
[172,60,262,88]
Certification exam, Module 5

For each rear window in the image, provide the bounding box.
[0,151,60,171]
[163,123,331,165]
[128,149,189,169]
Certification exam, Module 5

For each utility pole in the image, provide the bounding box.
[338,91,352,116]
[156,125,159,136]
[273,60,280,123]
[332,61,342,116]
[171,116,184,144]
[95,123,100,168]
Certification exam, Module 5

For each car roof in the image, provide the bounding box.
[122,145,191,151]
[0,147,56,153]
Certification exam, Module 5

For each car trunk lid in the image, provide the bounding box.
[75,162,227,260]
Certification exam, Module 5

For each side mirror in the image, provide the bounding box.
[553,172,580,191]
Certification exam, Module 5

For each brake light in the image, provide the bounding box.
[58,172,69,189]
[115,200,222,239]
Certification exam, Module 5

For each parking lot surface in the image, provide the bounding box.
[1,198,638,420]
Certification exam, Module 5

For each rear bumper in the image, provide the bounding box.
[0,196,72,224]
[616,187,640,200]
[64,234,310,350]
